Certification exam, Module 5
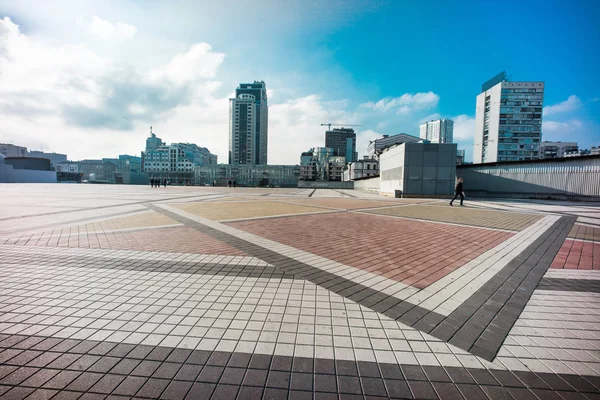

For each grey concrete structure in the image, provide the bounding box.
[229,81,268,165]
[457,155,600,201]
[380,143,457,197]
[4,157,51,171]
[0,154,57,183]
[474,72,544,163]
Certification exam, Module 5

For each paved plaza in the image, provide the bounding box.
[0,184,599,399]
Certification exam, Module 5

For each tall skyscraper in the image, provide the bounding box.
[325,128,357,162]
[474,72,544,163]
[419,119,454,143]
[229,81,268,165]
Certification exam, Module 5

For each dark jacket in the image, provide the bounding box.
[455,182,463,193]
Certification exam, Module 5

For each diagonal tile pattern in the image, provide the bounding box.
[227,212,514,289]
[3,226,247,255]
[363,204,543,231]
[0,184,598,399]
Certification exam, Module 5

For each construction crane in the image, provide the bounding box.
[321,123,362,131]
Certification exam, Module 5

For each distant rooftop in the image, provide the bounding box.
[482,71,508,92]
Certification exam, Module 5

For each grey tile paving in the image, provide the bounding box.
[1,186,599,398]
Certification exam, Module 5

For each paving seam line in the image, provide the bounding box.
[352,209,520,233]
[0,208,152,237]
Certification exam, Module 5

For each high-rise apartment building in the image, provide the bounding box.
[419,119,454,144]
[229,81,268,165]
[325,128,357,162]
[474,72,544,163]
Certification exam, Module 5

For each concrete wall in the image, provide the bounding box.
[380,143,456,197]
[5,157,51,171]
[457,156,600,201]
[297,181,354,189]
[0,164,57,183]
[353,177,380,191]
[122,172,150,185]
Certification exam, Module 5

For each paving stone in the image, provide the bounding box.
[0,188,596,399]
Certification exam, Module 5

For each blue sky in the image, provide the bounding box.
[0,0,598,163]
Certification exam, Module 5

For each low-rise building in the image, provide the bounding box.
[195,164,299,187]
[78,159,117,183]
[28,150,67,166]
[342,156,379,181]
[0,143,28,158]
[366,133,423,160]
[539,141,578,159]
[298,147,346,181]
[565,149,592,158]
[55,161,79,173]
[142,130,217,185]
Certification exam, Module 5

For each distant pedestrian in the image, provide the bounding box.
[150,178,154,188]
[163,179,167,187]
[228,180,231,188]
[450,178,465,206]
[233,180,237,188]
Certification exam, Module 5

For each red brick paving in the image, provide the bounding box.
[276,198,429,210]
[550,238,599,270]
[228,212,513,289]
[5,227,246,256]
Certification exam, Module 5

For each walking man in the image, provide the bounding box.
[450,178,465,206]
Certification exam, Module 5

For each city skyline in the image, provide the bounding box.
[0,1,598,164]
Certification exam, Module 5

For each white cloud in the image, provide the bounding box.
[419,113,441,124]
[0,16,226,160]
[360,92,439,114]
[268,95,357,165]
[0,17,110,114]
[451,114,475,162]
[149,43,225,85]
[543,95,581,116]
[452,114,475,141]
[81,15,138,40]
[356,129,383,158]
[541,119,600,149]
